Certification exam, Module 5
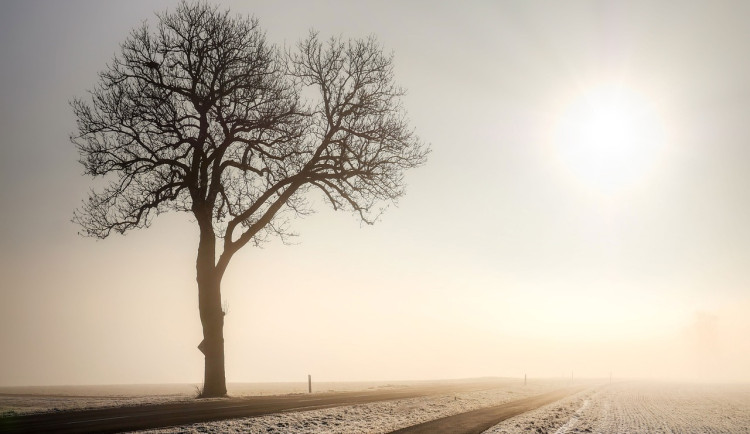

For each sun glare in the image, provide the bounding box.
[553,84,666,193]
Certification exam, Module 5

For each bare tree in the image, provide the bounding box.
[72,1,428,398]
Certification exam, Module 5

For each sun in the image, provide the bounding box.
[553,83,666,193]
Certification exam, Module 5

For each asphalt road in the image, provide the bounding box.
[0,381,506,433]
[390,387,585,434]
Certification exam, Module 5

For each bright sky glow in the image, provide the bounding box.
[554,84,666,193]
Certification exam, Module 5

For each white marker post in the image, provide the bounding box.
[308,374,312,394]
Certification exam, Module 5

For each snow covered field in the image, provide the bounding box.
[485,382,750,434]
[4,380,748,433]
[0,384,194,417]
[133,381,750,433]
[0,381,416,416]
[135,379,572,433]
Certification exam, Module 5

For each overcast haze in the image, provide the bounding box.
[1,1,750,387]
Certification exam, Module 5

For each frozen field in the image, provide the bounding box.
[0,384,193,417]
[4,380,747,433]
[485,381,750,434]
[0,381,429,416]
[0,378,563,418]
[134,379,576,433]
[133,381,750,433]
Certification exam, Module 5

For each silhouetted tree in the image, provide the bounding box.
[72,1,428,398]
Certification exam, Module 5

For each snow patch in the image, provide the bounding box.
[553,399,589,434]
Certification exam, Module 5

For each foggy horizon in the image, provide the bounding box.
[2,0,750,390]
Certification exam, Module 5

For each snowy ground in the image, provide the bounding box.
[5,380,746,433]
[134,379,572,433]
[484,382,750,434]
[0,384,196,417]
[0,382,393,416]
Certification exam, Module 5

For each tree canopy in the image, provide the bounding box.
[72,3,428,263]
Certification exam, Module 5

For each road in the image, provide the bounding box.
[390,387,584,434]
[0,381,506,433]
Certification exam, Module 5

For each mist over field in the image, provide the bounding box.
[1,0,750,394]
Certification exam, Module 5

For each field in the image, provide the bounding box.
[486,382,750,434]
[135,379,572,433]
[0,381,437,416]
[136,381,750,433]
[2,380,749,433]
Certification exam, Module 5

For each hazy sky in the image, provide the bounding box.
[2,1,750,387]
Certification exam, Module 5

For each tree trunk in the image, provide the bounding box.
[196,224,227,398]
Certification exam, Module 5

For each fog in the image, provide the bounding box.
[1,1,749,387]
